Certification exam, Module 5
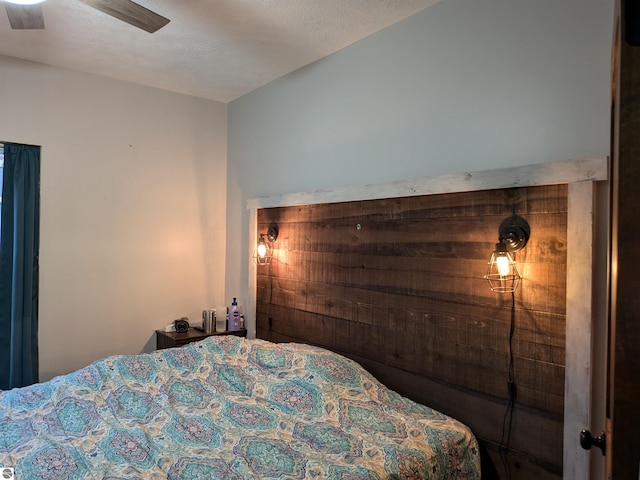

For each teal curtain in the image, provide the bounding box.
[0,143,40,389]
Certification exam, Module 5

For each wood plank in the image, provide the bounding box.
[257,184,567,224]
[262,253,566,314]
[563,181,595,478]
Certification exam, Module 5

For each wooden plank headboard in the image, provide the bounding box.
[247,157,608,479]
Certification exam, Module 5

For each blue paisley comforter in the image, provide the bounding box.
[0,336,480,479]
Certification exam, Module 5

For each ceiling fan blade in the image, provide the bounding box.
[5,3,45,29]
[80,0,169,33]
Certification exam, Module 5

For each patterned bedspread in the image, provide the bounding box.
[0,336,480,479]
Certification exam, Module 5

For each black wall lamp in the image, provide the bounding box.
[254,223,279,265]
[484,215,530,293]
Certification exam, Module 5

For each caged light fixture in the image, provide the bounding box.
[484,215,530,293]
[253,223,279,266]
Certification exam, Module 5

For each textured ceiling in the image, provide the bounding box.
[0,0,441,103]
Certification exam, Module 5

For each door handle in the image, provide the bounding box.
[580,429,606,455]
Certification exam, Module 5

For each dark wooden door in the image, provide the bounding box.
[606,1,640,477]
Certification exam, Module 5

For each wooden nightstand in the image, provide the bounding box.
[156,328,247,350]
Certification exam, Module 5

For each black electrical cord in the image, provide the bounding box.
[499,290,516,480]
[265,262,274,341]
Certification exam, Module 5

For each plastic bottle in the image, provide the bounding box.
[228,297,241,331]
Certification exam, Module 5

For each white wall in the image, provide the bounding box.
[0,55,228,380]
[227,0,615,328]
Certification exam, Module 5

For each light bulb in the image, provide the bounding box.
[496,254,510,277]
[257,242,268,258]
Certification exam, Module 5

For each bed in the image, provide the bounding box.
[0,335,480,479]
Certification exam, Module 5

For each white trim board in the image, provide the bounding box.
[247,156,609,479]
[247,157,607,210]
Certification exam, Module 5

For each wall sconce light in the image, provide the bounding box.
[484,215,530,293]
[254,223,278,265]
